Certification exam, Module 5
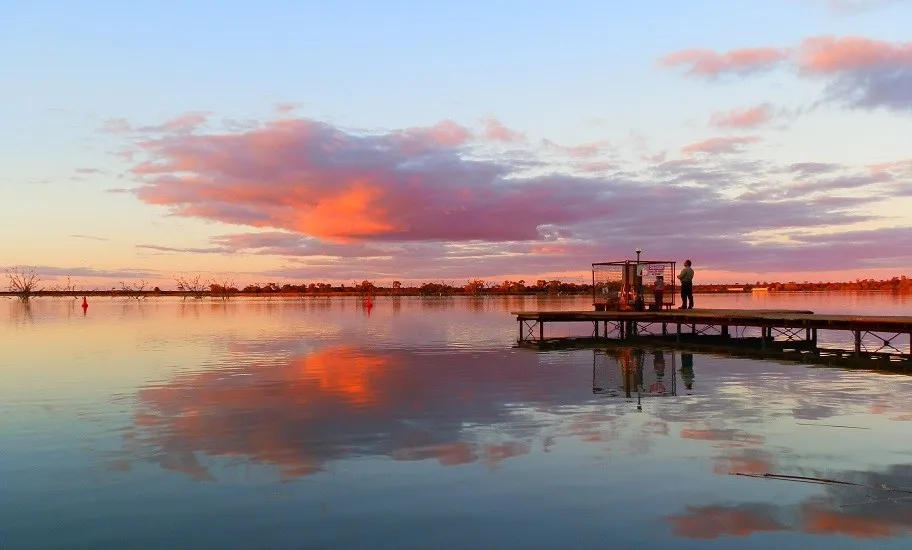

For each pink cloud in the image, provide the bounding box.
[114,112,909,281]
[127,117,610,243]
[681,136,761,155]
[662,35,912,111]
[709,104,773,129]
[798,36,912,73]
[658,47,789,77]
[482,116,525,142]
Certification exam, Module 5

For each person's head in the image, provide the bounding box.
[684,260,692,267]
[656,275,663,280]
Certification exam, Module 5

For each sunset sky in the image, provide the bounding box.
[3,0,912,287]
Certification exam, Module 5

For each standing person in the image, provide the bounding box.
[677,260,694,309]
[653,275,665,310]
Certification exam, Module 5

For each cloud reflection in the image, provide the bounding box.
[119,344,620,480]
[668,465,912,539]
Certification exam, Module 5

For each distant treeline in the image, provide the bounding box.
[4,269,912,299]
[695,276,912,293]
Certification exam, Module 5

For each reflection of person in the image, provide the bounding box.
[678,260,694,309]
[652,351,666,377]
[653,275,665,310]
[680,353,694,391]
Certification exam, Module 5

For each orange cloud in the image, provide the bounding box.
[709,104,773,129]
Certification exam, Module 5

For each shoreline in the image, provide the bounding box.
[2,288,911,299]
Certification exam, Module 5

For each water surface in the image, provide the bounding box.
[2,293,911,549]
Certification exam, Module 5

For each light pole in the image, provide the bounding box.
[635,248,643,311]
[635,248,642,264]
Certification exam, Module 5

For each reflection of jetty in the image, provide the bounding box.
[593,349,678,398]
[512,309,912,370]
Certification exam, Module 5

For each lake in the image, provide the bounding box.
[2,292,911,549]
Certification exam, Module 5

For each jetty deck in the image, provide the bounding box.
[512,308,912,369]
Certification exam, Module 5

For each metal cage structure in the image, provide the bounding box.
[592,259,676,311]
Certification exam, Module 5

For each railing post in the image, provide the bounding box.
[519,319,523,342]
[854,330,861,358]
[676,323,681,343]
[539,321,544,341]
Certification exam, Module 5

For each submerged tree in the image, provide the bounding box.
[5,267,41,300]
[210,277,236,300]
[119,280,148,300]
[175,275,208,299]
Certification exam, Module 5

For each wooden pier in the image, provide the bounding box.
[512,308,912,371]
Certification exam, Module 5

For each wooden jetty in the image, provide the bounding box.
[512,308,912,371]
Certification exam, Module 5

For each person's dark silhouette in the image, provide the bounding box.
[680,353,694,391]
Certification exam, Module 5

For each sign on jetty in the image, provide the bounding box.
[511,308,912,371]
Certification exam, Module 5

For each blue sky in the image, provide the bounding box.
[2,0,911,286]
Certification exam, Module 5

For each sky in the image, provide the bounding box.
[2,0,912,288]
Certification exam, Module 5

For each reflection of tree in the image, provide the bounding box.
[7,298,33,324]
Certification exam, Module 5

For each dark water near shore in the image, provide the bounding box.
[2,292,911,549]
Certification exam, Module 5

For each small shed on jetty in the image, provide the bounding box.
[592,258,676,311]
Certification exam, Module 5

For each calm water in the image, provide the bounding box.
[2,292,911,549]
